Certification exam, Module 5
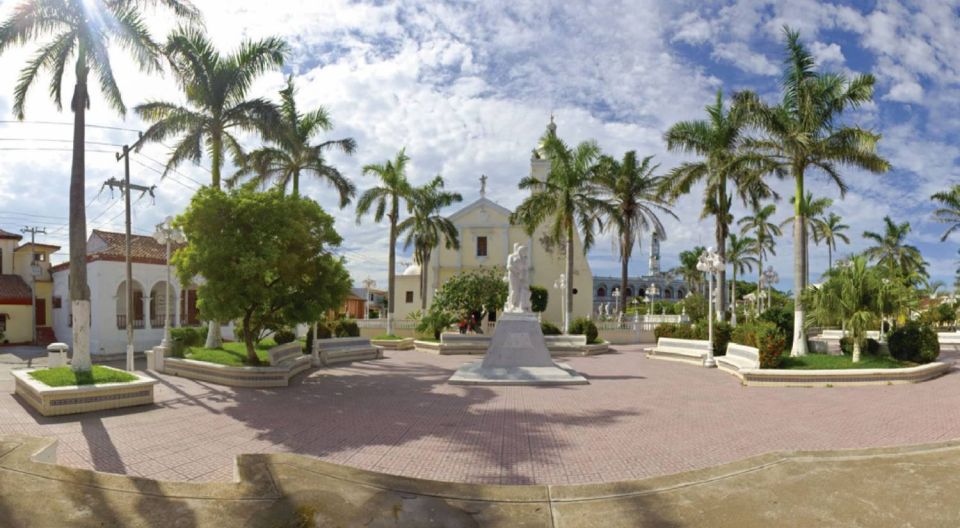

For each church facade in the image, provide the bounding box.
[393,120,594,325]
[592,232,689,313]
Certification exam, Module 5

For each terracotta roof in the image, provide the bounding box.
[0,275,32,303]
[0,229,22,241]
[15,242,61,252]
[90,229,183,263]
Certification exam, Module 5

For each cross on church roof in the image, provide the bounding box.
[480,174,488,197]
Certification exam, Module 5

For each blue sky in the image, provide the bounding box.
[0,0,957,292]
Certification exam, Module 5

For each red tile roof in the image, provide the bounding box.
[49,230,186,273]
[0,275,32,304]
[0,229,23,241]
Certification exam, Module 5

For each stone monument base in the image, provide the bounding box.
[448,311,588,386]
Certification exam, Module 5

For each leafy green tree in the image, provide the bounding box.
[356,149,416,335]
[594,151,675,315]
[805,256,878,362]
[397,176,462,309]
[662,90,777,322]
[931,185,960,241]
[862,216,928,283]
[813,212,850,271]
[229,76,356,201]
[675,246,706,295]
[174,187,351,364]
[511,130,606,330]
[736,27,890,356]
[430,267,508,323]
[530,286,549,314]
[0,0,200,372]
[727,233,758,325]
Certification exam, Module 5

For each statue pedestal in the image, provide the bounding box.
[448,312,588,385]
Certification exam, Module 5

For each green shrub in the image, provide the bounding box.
[273,328,296,344]
[568,317,599,344]
[759,306,793,337]
[330,319,360,338]
[654,323,679,340]
[888,321,940,364]
[755,324,787,368]
[415,309,456,340]
[654,323,697,340]
[691,320,731,356]
[540,321,562,335]
[170,326,208,356]
[530,286,548,313]
[839,336,853,355]
[315,322,332,339]
[840,336,882,356]
[865,338,881,356]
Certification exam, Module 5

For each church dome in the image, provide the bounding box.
[402,264,421,276]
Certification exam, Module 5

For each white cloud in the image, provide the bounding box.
[711,42,779,76]
[810,41,845,66]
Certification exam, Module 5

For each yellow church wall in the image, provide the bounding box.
[0,304,33,344]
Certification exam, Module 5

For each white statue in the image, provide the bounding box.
[504,244,532,313]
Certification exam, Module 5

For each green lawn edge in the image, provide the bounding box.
[186,340,277,367]
[29,365,138,387]
[778,354,911,370]
[373,334,404,340]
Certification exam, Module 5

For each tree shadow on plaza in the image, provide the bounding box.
[219,360,645,487]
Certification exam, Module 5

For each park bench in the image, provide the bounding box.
[645,337,711,364]
[316,337,382,366]
[438,333,490,354]
[717,343,760,372]
[268,342,304,367]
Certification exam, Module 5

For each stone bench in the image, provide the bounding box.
[268,342,304,367]
[717,343,760,372]
[316,337,382,366]
[645,337,711,364]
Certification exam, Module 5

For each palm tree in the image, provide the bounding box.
[737,202,781,312]
[593,152,676,315]
[662,90,775,322]
[136,27,286,348]
[356,150,416,335]
[136,26,287,188]
[862,216,928,281]
[931,185,960,241]
[807,256,877,362]
[397,176,462,310]
[0,0,200,371]
[813,212,850,271]
[727,234,759,326]
[675,247,707,297]
[511,132,606,332]
[229,76,357,203]
[779,192,832,282]
[736,27,890,356]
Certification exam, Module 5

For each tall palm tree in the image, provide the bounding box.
[862,216,928,281]
[737,202,781,312]
[779,192,831,282]
[356,149,416,335]
[662,90,775,321]
[931,185,960,241]
[397,176,462,310]
[727,233,759,325]
[593,152,676,314]
[511,132,606,332]
[0,0,200,371]
[229,76,356,203]
[813,212,850,271]
[136,26,287,188]
[136,27,286,348]
[675,246,706,297]
[736,27,890,356]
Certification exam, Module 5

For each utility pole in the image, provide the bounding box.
[108,143,155,371]
[21,226,46,345]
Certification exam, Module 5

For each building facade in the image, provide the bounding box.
[592,233,688,313]
[51,230,233,356]
[392,119,594,325]
[0,228,58,344]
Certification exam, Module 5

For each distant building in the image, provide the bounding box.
[0,228,59,344]
[592,232,688,312]
[351,286,386,319]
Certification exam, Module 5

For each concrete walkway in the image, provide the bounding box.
[3,434,960,527]
[1,345,960,486]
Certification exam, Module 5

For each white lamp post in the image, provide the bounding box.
[153,217,185,349]
[647,283,659,318]
[762,267,779,315]
[553,273,567,333]
[697,247,724,368]
[611,288,621,315]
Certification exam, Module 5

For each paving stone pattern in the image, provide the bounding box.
[1,345,959,485]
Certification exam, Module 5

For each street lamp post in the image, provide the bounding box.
[153,217,185,350]
[762,267,779,315]
[611,288,621,316]
[553,273,567,333]
[697,247,724,368]
[647,283,659,319]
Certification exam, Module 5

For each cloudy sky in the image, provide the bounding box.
[0,0,958,292]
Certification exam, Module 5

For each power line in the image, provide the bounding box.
[0,138,124,148]
[0,120,141,133]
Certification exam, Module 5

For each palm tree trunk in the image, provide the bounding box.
[387,197,398,336]
[420,250,430,311]
[791,169,809,356]
[715,217,727,322]
[757,249,763,315]
[828,244,833,271]
[852,339,861,363]
[731,267,737,326]
[69,60,92,373]
[204,129,224,349]
[620,227,630,315]
[565,223,574,333]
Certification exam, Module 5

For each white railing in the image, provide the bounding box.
[355,319,418,329]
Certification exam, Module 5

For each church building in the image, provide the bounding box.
[393,118,594,325]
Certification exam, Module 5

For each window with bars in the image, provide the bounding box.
[476,236,487,257]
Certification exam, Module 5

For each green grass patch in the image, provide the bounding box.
[779,354,909,370]
[29,366,138,387]
[186,340,275,367]
[416,337,440,343]
[373,334,404,340]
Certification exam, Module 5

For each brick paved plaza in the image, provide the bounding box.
[2,346,959,485]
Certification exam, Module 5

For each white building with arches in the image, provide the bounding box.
[50,230,233,357]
